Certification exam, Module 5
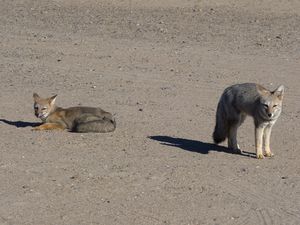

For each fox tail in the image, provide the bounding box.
[212,101,228,144]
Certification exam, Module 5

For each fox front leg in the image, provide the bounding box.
[263,123,275,157]
[32,123,66,131]
[255,125,265,159]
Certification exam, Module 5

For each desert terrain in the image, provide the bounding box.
[0,0,300,224]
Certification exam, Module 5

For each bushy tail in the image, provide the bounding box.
[213,101,228,144]
[74,117,116,133]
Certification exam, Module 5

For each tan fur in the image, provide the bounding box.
[32,122,65,131]
[33,93,116,133]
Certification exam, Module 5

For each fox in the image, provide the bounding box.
[32,93,116,133]
[212,83,284,159]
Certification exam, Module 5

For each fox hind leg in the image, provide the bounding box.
[75,118,115,133]
[228,123,241,154]
[227,114,246,154]
[74,114,116,133]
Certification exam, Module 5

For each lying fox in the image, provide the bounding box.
[213,83,284,159]
[32,93,116,133]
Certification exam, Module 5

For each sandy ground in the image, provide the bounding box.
[0,0,300,224]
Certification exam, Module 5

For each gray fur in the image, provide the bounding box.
[213,83,284,157]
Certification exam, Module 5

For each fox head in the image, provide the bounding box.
[259,85,284,120]
[33,93,57,121]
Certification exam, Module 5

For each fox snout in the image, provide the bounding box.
[264,104,281,119]
[265,107,274,118]
[34,108,42,118]
[266,107,272,117]
[34,107,39,117]
[35,112,44,119]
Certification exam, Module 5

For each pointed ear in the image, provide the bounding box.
[273,85,284,100]
[33,93,40,101]
[49,94,57,105]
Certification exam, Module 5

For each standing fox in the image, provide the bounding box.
[213,83,284,159]
[32,93,116,133]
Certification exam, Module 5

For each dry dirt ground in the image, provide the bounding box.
[0,0,300,224]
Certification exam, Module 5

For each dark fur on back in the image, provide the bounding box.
[73,116,116,133]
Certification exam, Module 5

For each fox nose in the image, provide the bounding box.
[267,113,272,117]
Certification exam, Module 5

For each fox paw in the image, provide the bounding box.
[229,146,242,154]
[234,148,242,154]
[264,152,274,157]
[257,153,264,159]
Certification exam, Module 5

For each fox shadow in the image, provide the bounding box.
[0,119,41,128]
[148,135,255,158]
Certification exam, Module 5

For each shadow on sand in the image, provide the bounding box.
[148,135,255,158]
[0,119,41,128]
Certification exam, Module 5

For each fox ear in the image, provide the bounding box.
[49,94,57,105]
[274,85,284,100]
[33,93,40,101]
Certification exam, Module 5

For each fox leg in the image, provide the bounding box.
[263,123,274,157]
[75,118,116,133]
[228,123,241,154]
[255,125,266,159]
[228,114,245,154]
[32,123,65,131]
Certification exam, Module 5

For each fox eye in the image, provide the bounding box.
[42,107,47,110]
[273,104,278,108]
[263,104,268,108]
